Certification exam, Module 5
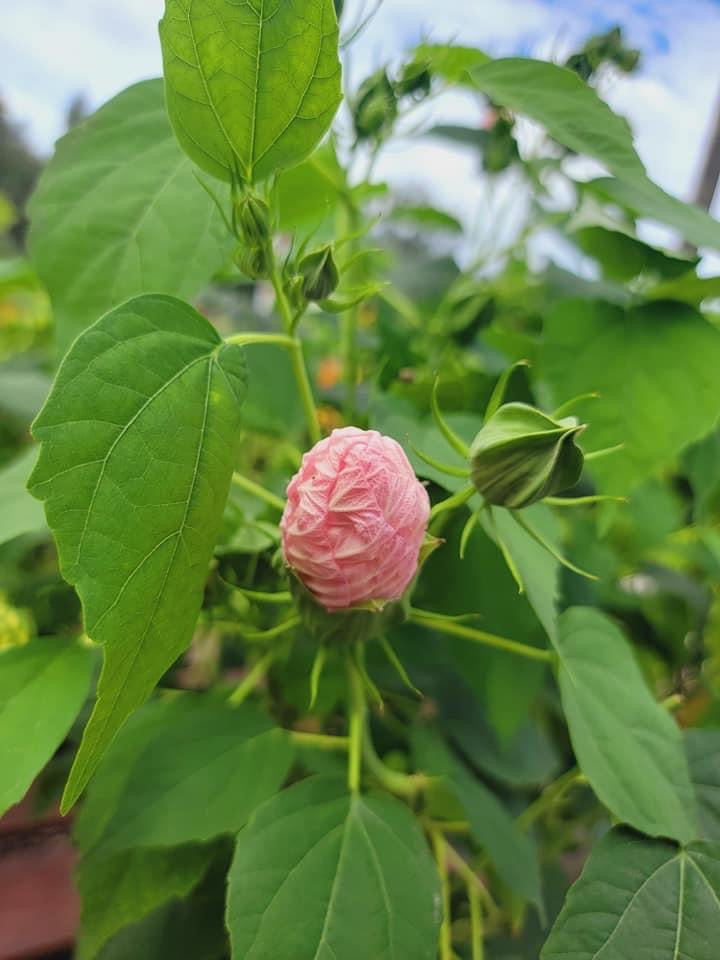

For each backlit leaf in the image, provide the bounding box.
[160,0,342,183]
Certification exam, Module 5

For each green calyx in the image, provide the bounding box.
[469,402,586,509]
[298,245,340,302]
[287,534,442,646]
[288,573,408,647]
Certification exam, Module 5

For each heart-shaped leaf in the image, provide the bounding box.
[29,294,247,810]
[160,0,342,183]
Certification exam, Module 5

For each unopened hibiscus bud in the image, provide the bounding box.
[233,192,270,247]
[280,427,430,612]
[235,243,269,280]
[298,245,339,302]
[469,402,585,509]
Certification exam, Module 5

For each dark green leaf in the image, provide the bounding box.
[29,294,248,810]
[96,856,229,960]
[160,0,342,183]
[28,80,228,352]
[74,695,293,855]
[226,776,440,960]
[0,636,92,817]
[542,299,720,494]
[77,844,215,960]
[556,607,698,843]
[542,828,720,959]
[686,728,720,842]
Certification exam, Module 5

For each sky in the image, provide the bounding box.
[2,0,720,263]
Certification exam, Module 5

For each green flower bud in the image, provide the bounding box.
[298,245,339,302]
[233,192,270,247]
[353,69,397,140]
[235,243,269,280]
[395,60,432,99]
[469,402,585,509]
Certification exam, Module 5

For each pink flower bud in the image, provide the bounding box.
[281,427,430,611]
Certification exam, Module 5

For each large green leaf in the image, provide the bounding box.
[414,42,490,85]
[74,696,293,855]
[589,175,720,252]
[469,59,720,250]
[542,828,720,959]
[76,843,215,960]
[556,607,697,843]
[28,80,228,353]
[686,728,720,842]
[226,776,440,960]
[489,505,559,644]
[29,294,248,811]
[160,0,342,183]
[96,857,229,960]
[0,448,46,546]
[413,725,541,906]
[471,59,644,183]
[0,636,93,817]
[542,299,720,494]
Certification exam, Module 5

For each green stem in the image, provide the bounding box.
[341,307,358,421]
[468,875,484,960]
[231,472,285,512]
[429,483,477,523]
[237,588,292,605]
[432,830,453,960]
[410,609,554,663]
[362,729,427,797]
[346,646,366,793]
[288,730,349,751]
[289,337,321,445]
[444,845,501,926]
[544,495,626,507]
[224,332,295,348]
[517,767,587,829]
[228,649,276,706]
[234,614,301,642]
[266,245,321,444]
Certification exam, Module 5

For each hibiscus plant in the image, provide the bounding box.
[2,3,720,959]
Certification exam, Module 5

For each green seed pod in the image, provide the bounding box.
[233,192,270,246]
[469,402,585,509]
[298,245,339,302]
